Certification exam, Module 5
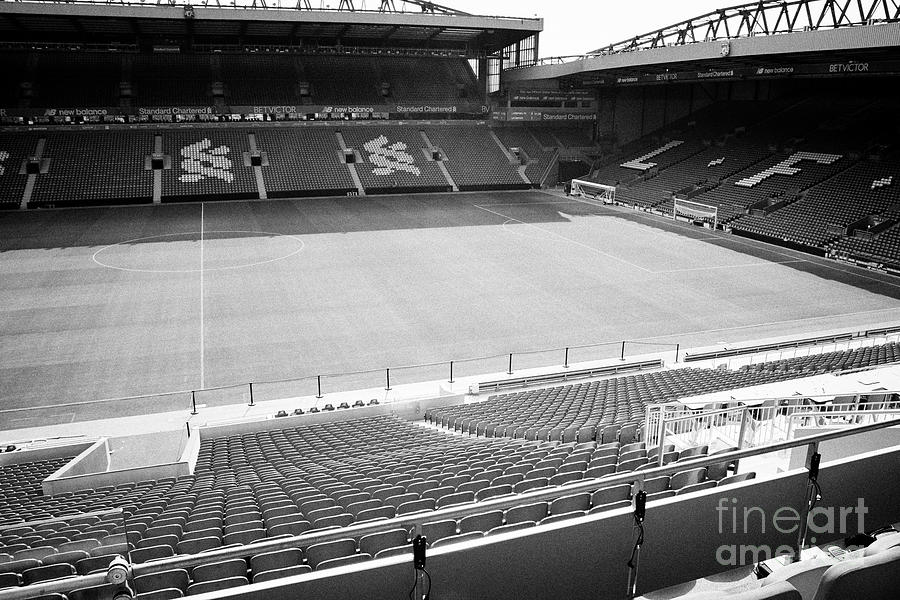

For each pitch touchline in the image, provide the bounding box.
[473,204,654,273]
[576,198,900,291]
[652,259,807,274]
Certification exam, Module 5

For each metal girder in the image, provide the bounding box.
[588,0,900,56]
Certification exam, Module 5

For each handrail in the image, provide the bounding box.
[3,416,899,600]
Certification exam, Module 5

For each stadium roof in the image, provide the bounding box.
[505,0,900,86]
[0,0,542,55]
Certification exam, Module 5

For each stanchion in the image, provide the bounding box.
[185,422,191,438]
[621,340,626,361]
[248,382,255,407]
[386,368,392,391]
[675,343,680,363]
[316,375,323,399]
[507,353,513,375]
[564,347,569,369]
[448,361,454,384]
[190,391,198,415]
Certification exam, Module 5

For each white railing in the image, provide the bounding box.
[646,392,900,460]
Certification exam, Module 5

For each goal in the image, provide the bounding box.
[570,179,616,204]
[673,197,718,229]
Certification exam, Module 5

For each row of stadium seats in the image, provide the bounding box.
[2,343,896,592]
[0,51,481,108]
[0,125,535,208]
[493,128,557,185]
[730,158,900,247]
[426,342,900,443]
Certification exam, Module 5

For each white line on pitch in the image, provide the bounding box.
[473,204,654,273]
[476,200,590,207]
[200,202,205,390]
[652,259,808,274]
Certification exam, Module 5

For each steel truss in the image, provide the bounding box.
[589,0,899,55]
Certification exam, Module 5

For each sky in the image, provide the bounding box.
[416,0,730,58]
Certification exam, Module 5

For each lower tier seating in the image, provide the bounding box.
[426,342,900,444]
[339,126,450,193]
[161,129,258,202]
[256,128,356,198]
[730,158,900,248]
[423,127,528,190]
[30,131,153,208]
[0,132,38,209]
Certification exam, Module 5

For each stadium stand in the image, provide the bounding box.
[29,131,153,208]
[493,128,556,187]
[0,132,37,210]
[376,56,480,103]
[425,342,900,443]
[732,156,900,249]
[339,126,451,194]
[160,129,258,202]
[256,127,357,198]
[423,126,528,190]
[30,52,121,109]
[219,54,302,107]
[131,54,212,108]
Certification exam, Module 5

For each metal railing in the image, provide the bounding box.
[1,416,898,600]
[1,338,680,432]
[645,391,900,455]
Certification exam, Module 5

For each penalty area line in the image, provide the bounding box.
[472,203,654,274]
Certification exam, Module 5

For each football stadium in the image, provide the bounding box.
[1,0,900,598]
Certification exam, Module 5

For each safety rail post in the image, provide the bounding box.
[564,347,569,369]
[316,375,323,399]
[185,422,191,438]
[675,343,680,363]
[190,391,198,415]
[507,353,513,375]
[448,361,454,384]
[620,341,626,361]
[248,382,254,407]
[792,441,820,563]
[385,368,391,391]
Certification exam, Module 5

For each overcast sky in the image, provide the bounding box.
[414,0,729,58]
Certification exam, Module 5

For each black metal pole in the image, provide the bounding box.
[185,422,191,438]
[449,361,454,384]
[507,353,513,375]
[248,382,254,406]
[564,347,569,369]
[316,375,323,399]
[675,343,680,363]
[191,390,198,415]
[386,368,392,391]
[621,341,626,361]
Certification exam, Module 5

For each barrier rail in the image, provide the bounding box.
[0,339,680,431]
[645,391,900,456]
[2,416,898,600]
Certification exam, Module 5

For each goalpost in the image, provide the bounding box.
[570,179,616,204]
[673,197,718,229]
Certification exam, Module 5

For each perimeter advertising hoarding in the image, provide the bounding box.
[611,59,900,85]
[496,108,597,122]
[0,103,488,120]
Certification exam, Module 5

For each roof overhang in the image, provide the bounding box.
[0,3,542,54]
[504,21,900,84]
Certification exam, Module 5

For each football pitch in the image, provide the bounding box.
[2,190,900,429]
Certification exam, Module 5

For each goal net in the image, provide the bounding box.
[570,179,616,204]
[673,197,718,229]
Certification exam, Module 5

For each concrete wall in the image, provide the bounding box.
[190,443,900,600]
[201,394,466,441]
[789,425,900,469]
[0,441,94,468]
